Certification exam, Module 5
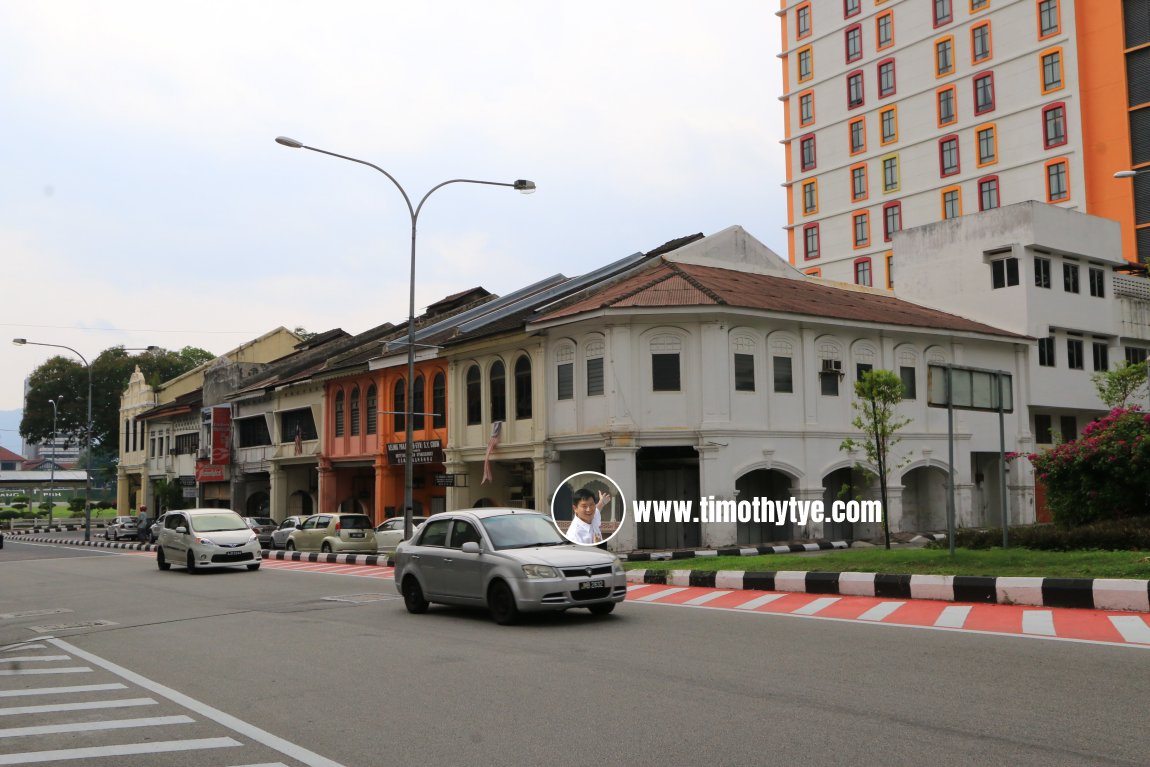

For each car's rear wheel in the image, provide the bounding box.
[402,576,429,614]
[247,563,260,571]
[186,552,198,573]
[108,529,116,541]
[487,580,519,625]
[321,542,332,554]
[156,548,170,571]
[588,602,615,616]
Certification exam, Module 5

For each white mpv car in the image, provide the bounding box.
[156,508,263,573]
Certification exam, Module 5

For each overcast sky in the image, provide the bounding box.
[1,1,787,431]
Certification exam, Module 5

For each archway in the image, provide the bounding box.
[735,469,794,544]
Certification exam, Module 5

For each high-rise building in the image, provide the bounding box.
[779,0,1149,286]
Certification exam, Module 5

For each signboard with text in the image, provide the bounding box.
[386,439,444,466]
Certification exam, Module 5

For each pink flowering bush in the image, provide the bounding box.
[1029,406,1150,525]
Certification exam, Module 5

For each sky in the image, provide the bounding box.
[0,1,787,450]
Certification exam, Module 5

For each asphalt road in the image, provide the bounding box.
[1,539,1147,767]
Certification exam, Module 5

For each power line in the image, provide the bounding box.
[0,324,257,334]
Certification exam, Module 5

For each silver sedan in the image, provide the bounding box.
[393,508,626,625]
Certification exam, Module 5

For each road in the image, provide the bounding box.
[1,538,1148,766]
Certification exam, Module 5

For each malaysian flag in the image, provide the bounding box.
[294,425,303,456]
[481,420,503,484]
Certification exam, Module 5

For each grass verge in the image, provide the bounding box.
[624,547,1150,579]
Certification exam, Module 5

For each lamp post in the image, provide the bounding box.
[48,397,58,528]
[276,136,535,540]
[13,339,94,541]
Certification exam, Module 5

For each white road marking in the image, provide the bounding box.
[0,645,45,653]
[734,593,786,610]
[0,714,194,739]
[0,697,156,717]
[0,684,127,699]
[49,638,348,767]
[857,601,905,622]
[683,590,732,606]
[0,610,71,620]
[934,606,973,628]
[0,656,70,665]
[1021,610,1057,636]
[0,736,241,765]
[633,587,688,602]
[1110,616,1150,645]
[0,668,91,677]
[227,763,290,767]
[791,597,840,615]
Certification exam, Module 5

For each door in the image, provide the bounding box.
[440,519,485,602]
[410,518,452,597]
[636,448,701,550]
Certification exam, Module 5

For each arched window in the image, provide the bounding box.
[466,365,481,425]
[490,360,506,422]
[433,373,446,429]
[366,385,378,435]
[514,356,532,419]
[413,376,425,431]
[350,387,361,436]
[334,390,345,437]
[393,378,406,432]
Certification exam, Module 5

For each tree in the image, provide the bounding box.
[18,345,215,452]
[840,369,911,549]
[1091,360,1148,409]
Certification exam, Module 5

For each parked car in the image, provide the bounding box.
[269,516,311,550]
[156,508,262,573]
[393,508,626,625]
[375,516,428,554]
[148,513,168,544]
[106,516,139,541]
[243,516,277,549]
[286,513,377,554]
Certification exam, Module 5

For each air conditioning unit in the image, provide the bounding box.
[197,448,210,460]
[821,359,843,373]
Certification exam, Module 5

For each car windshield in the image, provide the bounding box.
[480,514,567,550]
[249,517,274,526]
[189,514,249,533]
[339,515,372,530]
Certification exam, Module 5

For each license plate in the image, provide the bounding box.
[349,532,365,539]
[226,550,242,556]
[578,580,605,590]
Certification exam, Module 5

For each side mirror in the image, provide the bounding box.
[460,541,481,554]
[176,526,188,535]
[295,524,303,530]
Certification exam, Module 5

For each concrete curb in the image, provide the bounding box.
[9,536,394,567]
[626,569,1150,613]
[622,540,849,562]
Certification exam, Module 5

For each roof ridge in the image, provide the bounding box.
[609,264,684,306]
[665,262,728,305]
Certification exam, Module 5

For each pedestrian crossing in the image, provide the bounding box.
[0,639,345,766]
[625,583,1150,647]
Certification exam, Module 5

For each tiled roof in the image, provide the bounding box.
[535,260,1023,338]
[0,446,24,462]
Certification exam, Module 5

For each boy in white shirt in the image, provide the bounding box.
[565,488,611,544]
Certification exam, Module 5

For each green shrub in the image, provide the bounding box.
[11,503,26,511]
[11,495,29,505]
[67,497,87,513]
[38,502,53,512]
[947,517,1150,551]
[1029,406,1150,525]
[0,509,22,521]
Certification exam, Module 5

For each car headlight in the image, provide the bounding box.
[612,558,625,575]
[194,536,216,546]
[522,564,559,579]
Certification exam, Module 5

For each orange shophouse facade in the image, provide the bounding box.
[321,360,450,524]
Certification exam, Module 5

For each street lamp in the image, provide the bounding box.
[48,397,59,528]
[276,136,535,540]
[13,338,94,541]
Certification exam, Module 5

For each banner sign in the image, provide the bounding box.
[386,439,443,466]
[209,406,232,465]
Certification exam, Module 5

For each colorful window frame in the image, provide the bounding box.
[973,71,995,115]
[799,90,816,127]
[800,134,817,171]
[978,175,1000,210]
[850,162,870,202]
[939,134,961,177]
[847,69,865,109]
[853,211,871,248]
[1046,158,1069,202]
[975,123,997,167]
[876,11,894,50]
[797,45,814,83]
[937,85,958,126]
[803,223,821,260]
[1042,102,1067,148]
[971,0,990,11]
[854,257,874,286]
[802,179,819,215]
[934,0,953,27]
[971,22,992,63]
[936,36,955,77]
[883,201,902,241]
[1040,47,1064,94]
[941,186,963,219]
[849,116,867,156]
[878,58,896,98]
[881,154,900,193]
[879,106,898,145]
[1037,0,1060,40]
[845,0,862,18]
[796,2,813,39]
[846,24,863,64]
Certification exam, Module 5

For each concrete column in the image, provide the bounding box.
[800,325,818,426]
[269,467,287,521]
[317,457,336,514]
[116,467,130,513]
[607,325,636,429]
[700,322,730,428]
[602,441,638,552]
[695,442,733,548]
[793,486,825,540]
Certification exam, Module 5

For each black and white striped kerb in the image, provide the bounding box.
[627,570,1150,613]
[262,550,387,567]
[622,540,848,562]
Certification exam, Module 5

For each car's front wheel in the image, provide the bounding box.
[156,548,170,571]
[402,576,429,614]
[186,552,198,573]
[286,541,295,551]
[487,580,519,626]
[108,529,116,541]
[588,602,615,616]
[321,542,332,554]
[247,563,260,571]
